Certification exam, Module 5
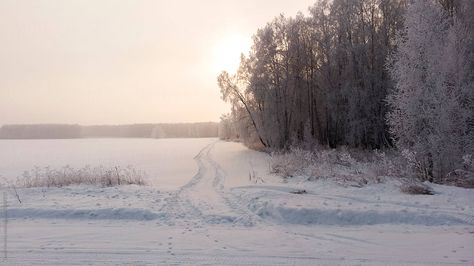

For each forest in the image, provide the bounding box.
[0,123,218,139]
[218,0,473,183]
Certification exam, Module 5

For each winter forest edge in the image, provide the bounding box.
[217,0,474,185]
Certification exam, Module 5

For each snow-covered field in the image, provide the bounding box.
[1,139,473,265]
[0,138,212,189]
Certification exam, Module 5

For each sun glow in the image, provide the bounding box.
[211,34,252,75]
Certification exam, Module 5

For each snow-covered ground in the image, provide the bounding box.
[0,138,212,189]
[1,139,473,265]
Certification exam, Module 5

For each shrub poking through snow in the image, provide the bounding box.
[17,165,148,188]
[400,180,434,195]
[442,155,474,188]
[270,147,316,178]
[270,146,412,187]
[290,189,307,195]
[443,170,474,188]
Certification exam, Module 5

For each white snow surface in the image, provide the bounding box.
[0,138,212,189]
[1,139,473,265]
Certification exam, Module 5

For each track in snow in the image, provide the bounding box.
[158,141,262,226]
[3,140,474,265]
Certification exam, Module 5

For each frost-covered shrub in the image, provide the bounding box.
[443,155,474,188]
[270,147,316,177]
[462,155,474,170]
[336,149,356,167]
[371,149,415,179]
[373,150,395,177]
[18,165,148,188]
[270,146,412,186]
[400,180,434,195]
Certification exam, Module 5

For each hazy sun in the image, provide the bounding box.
[212,34,251,75]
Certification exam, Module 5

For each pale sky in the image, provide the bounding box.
[0,0,315,125]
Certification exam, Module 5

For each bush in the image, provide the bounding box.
[400,180,434,195]
[17,165,148,188]
[270,145,474,189]
[270,146,411,187]
[270,147,316,177]
[443,170,474,188]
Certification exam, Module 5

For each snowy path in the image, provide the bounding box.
[159,141,262,226]
[2,139,474,265]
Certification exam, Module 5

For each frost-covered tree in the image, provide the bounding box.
[387,0,474,181]
[218,67,269,148]
[218,0,406,150]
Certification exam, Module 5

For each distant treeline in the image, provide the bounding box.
[0,123,218,139]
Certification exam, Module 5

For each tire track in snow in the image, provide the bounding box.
[158,141,262,226]
[206,145,266,226]
[157,142,214,224]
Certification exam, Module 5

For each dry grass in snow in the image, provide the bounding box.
[16,165,148,188]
